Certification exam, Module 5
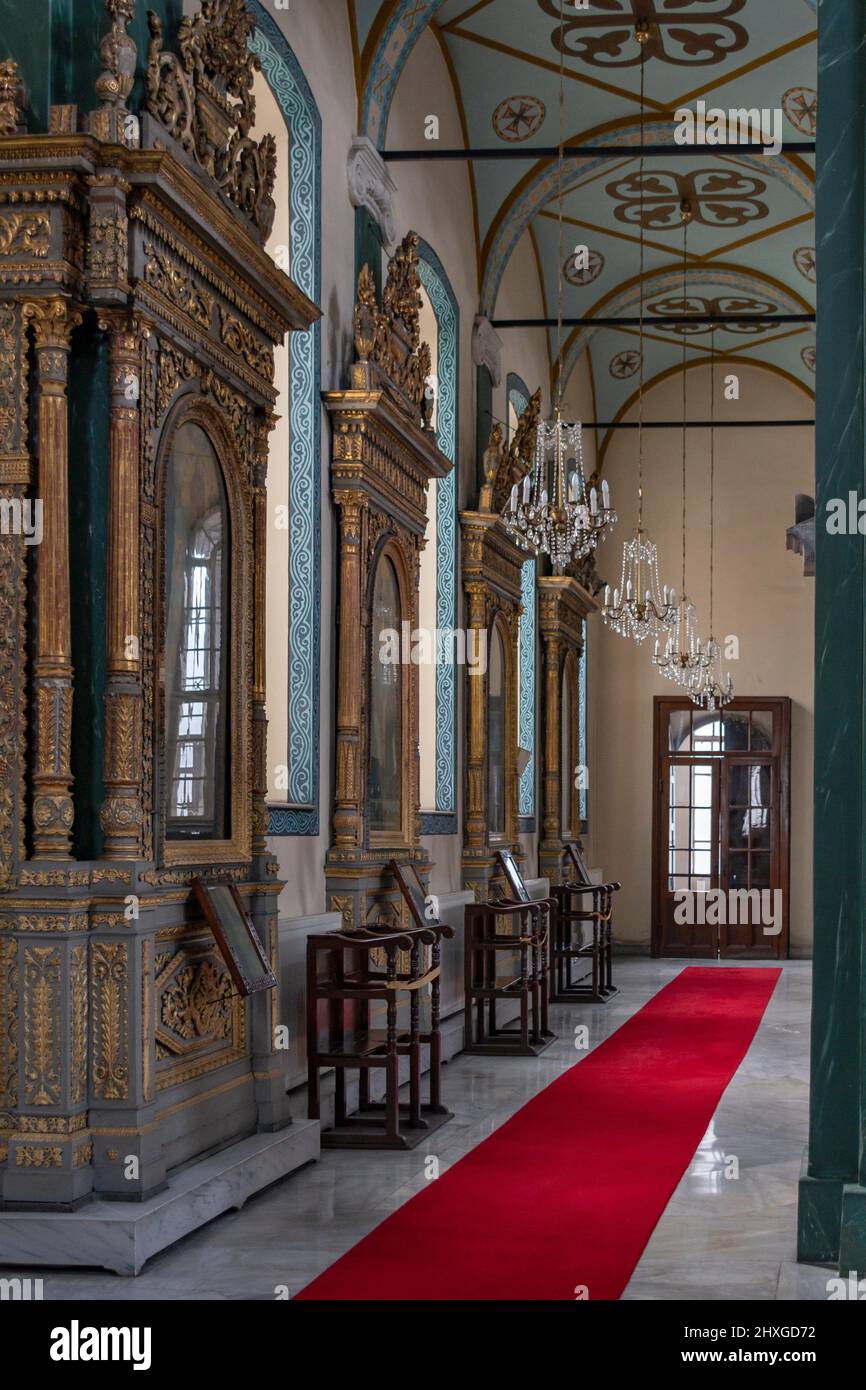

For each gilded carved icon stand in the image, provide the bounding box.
[324,236,451,934]
[0,0,319,1230]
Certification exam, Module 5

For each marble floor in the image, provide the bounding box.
[7,957,814,1301]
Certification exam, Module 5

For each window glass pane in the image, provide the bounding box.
[729,764,750,806]
[369,557,402,833]
[165,422,229,840]
[488,626,506,836]
[722,710,749,751]
[750,710,774,751]
[729,851,749,887]
[692,716,722,753]
[751,853,771,889]
[668,709,691,752]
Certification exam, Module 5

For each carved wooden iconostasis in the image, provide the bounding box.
[537,571,598,884]
[0,0,319,1210]
[324,235,451,934]
[460,395,540,901]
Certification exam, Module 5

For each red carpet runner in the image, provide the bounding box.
[296,966,780,1301]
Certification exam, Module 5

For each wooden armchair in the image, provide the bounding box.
[549,841,620,1003]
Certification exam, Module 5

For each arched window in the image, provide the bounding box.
[250,6,322,837]
[164,423,230,841]
[417,240,458,834]
[369,556,403,835]
[508,373,536,824]
[488,623,506,839]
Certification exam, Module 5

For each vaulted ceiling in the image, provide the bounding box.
[349,0,816,455]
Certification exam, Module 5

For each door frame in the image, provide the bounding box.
[651,695,792,959]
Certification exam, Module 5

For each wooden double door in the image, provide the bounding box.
[651,697,791,959]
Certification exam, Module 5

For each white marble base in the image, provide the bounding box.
[776,1261,837,1300]
[0,1121,320,1276]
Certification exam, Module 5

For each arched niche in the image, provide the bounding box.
[367,540,415,849]
[155,396,251,869]
[487,611,517,847]
[538,574,598,883]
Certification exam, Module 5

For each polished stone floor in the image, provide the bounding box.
[8,958,813,1301]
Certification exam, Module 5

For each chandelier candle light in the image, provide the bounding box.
[652,199,711,685]
[603,19,676,643]
[502,0,617,574]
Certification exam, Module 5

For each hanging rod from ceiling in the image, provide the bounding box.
[584,419,815,430]
[491,313,815,328]
[382,142,816,161]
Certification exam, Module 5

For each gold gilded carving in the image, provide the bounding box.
[0,939,18,1107]
[71,944,88,1106]
[351,234,432,422]
[15,1145,63,1167]
[89,0,138,148]
[479,390,541,513]
[142,938,153,1102]
[91,942,129,1101]
[86,180,130,288]
[158,953,233,1052]
[145,0,277,238]
[144,242,214,327]
[328,896,355,931]
[0,59,26,137]
[74,1140,93,1167]
[156,344,197,420]
[219,306,273,378]
[0,212,50,259]
[22,945,61,1106]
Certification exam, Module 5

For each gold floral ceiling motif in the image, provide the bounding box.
[606,168,769,230]
[646,292,778,334]
[793,246,816,282]
[610,349,642,379]
[564,248,605,286]
[537,0,748,68]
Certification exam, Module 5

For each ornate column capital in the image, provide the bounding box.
[347,135,398,248]
[472,314,503,387]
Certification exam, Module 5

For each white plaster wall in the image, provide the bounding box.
[589,365,814,955]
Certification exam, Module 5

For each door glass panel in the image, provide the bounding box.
[667,762,715,890]
[561,667,572,835]
[751,853,771,889]
[728,807,750,850]
[729,851,749,887]
[165,422,230,841]
[722,710,750,751]
[369,557,402,832]
[750,710,774,751]
[729,764,750,806]
[691,716,722,754]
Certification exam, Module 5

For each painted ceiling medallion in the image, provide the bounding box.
[610,349,641,379]
[783,86,817,136]
[606,168,768,230]
[537,0,748,68]
[646,293,777,335]
[493,94,546,142]
[793,246,816,282]
[801,344,816,373]
[564,248,604,285]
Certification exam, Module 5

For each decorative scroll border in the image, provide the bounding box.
[250,7,323,836]
[418,238,458,831]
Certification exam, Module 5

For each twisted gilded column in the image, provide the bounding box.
[99,312,143,858]
[26,299,80,859]
[464,580,488,857]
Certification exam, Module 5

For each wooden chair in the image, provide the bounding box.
[549,841,620,1003]
[306,916,454,1149]
[462,851,556,1056]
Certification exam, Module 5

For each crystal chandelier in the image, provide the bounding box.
[502,0,617,574]
[602,20,675,643]
[504,407,617,574]
[690,330,734,711]
[652,200,711,685]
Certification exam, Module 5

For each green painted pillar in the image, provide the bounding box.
[475,364,494,497]
[797,0,866,1273]
[354,206,383,297]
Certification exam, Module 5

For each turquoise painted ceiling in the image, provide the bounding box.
[353,1,816,452]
